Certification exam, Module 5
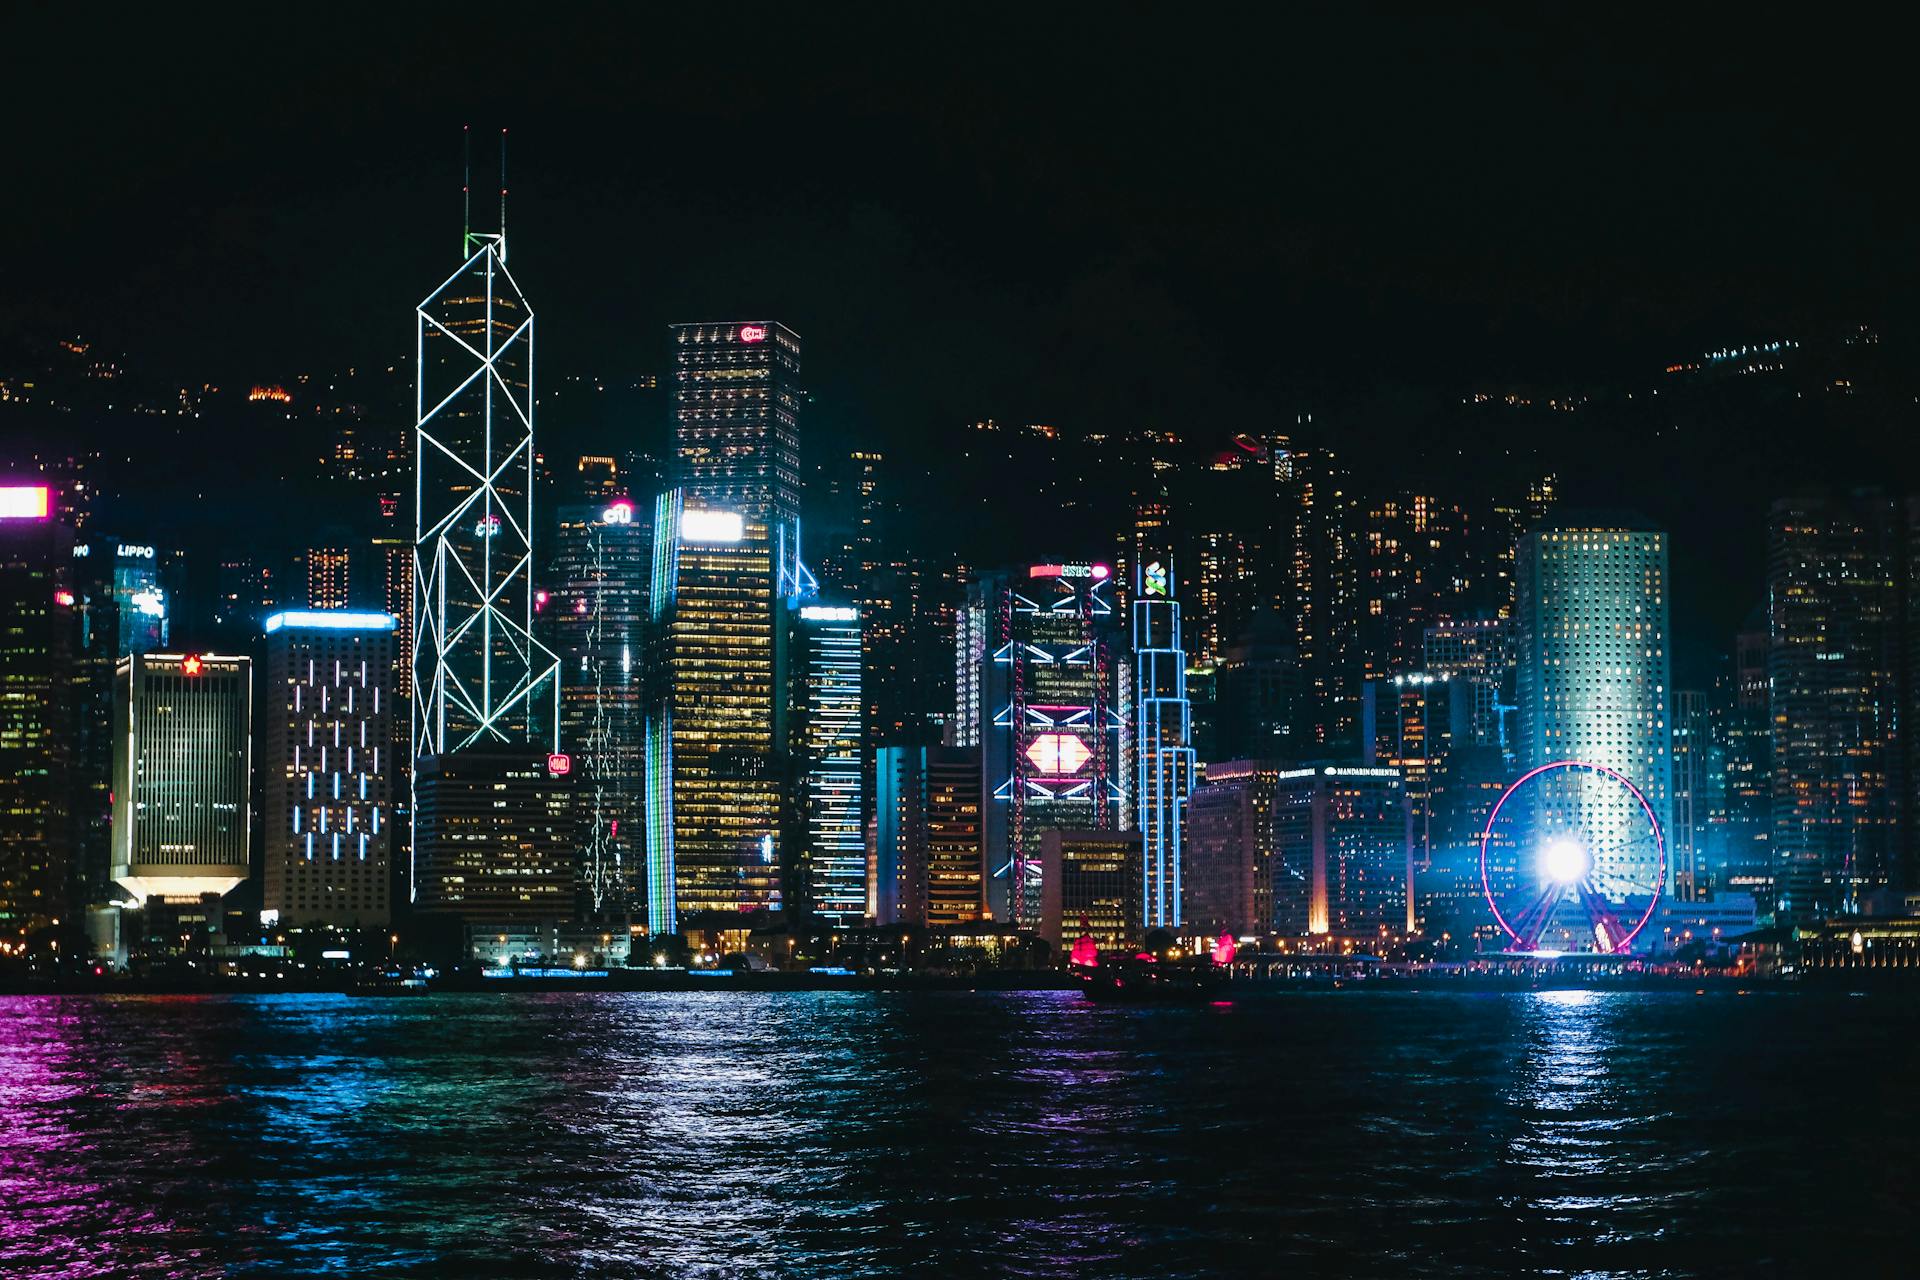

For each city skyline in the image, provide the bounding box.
[7,14,1920,1278]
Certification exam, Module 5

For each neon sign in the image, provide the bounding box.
[475,514,501,538]
[601,500,634,525]
[739,325,768,344]
[117,544,155,559]
[0,486,51,520]
[1143,561,1168,596]
[1028,562,1111,581]
[547,753,572,776]
[182,654,204,676]
[1025,733,1091,776]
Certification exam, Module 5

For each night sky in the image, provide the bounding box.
[5,5,1916,671]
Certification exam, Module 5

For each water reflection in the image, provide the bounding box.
[1,990,1911,1277]
[1504,989,1690,1267]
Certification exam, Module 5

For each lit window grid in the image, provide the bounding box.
[803,618,865,925]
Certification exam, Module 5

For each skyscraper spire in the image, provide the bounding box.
[461,124,471,259]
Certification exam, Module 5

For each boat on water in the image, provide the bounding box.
[1070,930,1237,1002]
[1075,954,1222,1002]
[349,968,432,997]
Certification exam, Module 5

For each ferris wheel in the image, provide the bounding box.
[1479,760,1666,955]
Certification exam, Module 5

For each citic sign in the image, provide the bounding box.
[739,325,768,344]
[547,753,572,777]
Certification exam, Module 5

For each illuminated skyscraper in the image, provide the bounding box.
[1039,829,1142,951]
[1717,615,1772,903]
[1132,558,1195,929]
[410,750,574,937]
[111,652,252,905]
[1272,764,1413,939]
[546,494,649,924]
[262,611,397,927]
[1282,447,1363,755]
[956,563,1126,927]
[1669,689,1720,903]
[670,321,802,535]
[1185,761,1280,937]
[1362,672,1474,869]
[1767,493,1901,921]
[0,484,73,948]
[793,603,864,926]
[305,543,353,610]
[410,221,565,944]
[875,745,985,926]
[1515,519,1673,899]
[412,229,560,762]
[643,491,781,933]
[1423,617,1513,756]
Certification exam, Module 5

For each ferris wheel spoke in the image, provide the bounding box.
[1574,880,1630,952]
[1507,883,1565,950]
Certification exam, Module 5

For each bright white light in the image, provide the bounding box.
[1540,839,1589,884]
[265,610,398,634]
[0,485,51,520]
[799,605,858,622]
[681,509,744,543]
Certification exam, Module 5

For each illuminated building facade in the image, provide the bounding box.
[546,495,649,923]
[1767,493,1901,922]
[412,229,560,764]
[70,536,170,658]
[875,745,985,926]
[262,611,396,927]
[0,485,73,946]
[671,321,803,535]
[957,563,1126,927]
[1272,765,1413,939]
[793,604,864,926]
[1423,616,1513,755]
[1717,616,1772,903]
[1362,672,1497,871]
[1283,447,1363,756]
[1515,520,1674,899]
[410,750,574,928]
[410,224,566,938]
[1669,689,1720,903]
[1038,829,1142,951]
[1359,492,1466,682]
[643,491,782,933]
[111,652,252,905]
[1184,761,1279,937]
[1188,527,1251,668]
[1132,559,1195,929]
[305,543,353,610]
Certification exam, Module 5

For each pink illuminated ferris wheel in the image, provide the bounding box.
[1479,760,1666,955]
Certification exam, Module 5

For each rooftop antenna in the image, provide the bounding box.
[498,127,508,264]
[461,125,472,258]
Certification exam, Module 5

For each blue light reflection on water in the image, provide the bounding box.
[1,989,1915,1277]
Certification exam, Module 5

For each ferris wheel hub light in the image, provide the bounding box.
[1541,839,1590,884]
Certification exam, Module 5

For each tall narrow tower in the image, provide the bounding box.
[410,180,571,945]
[1133,559,1196,930]
[412,229,560,758]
